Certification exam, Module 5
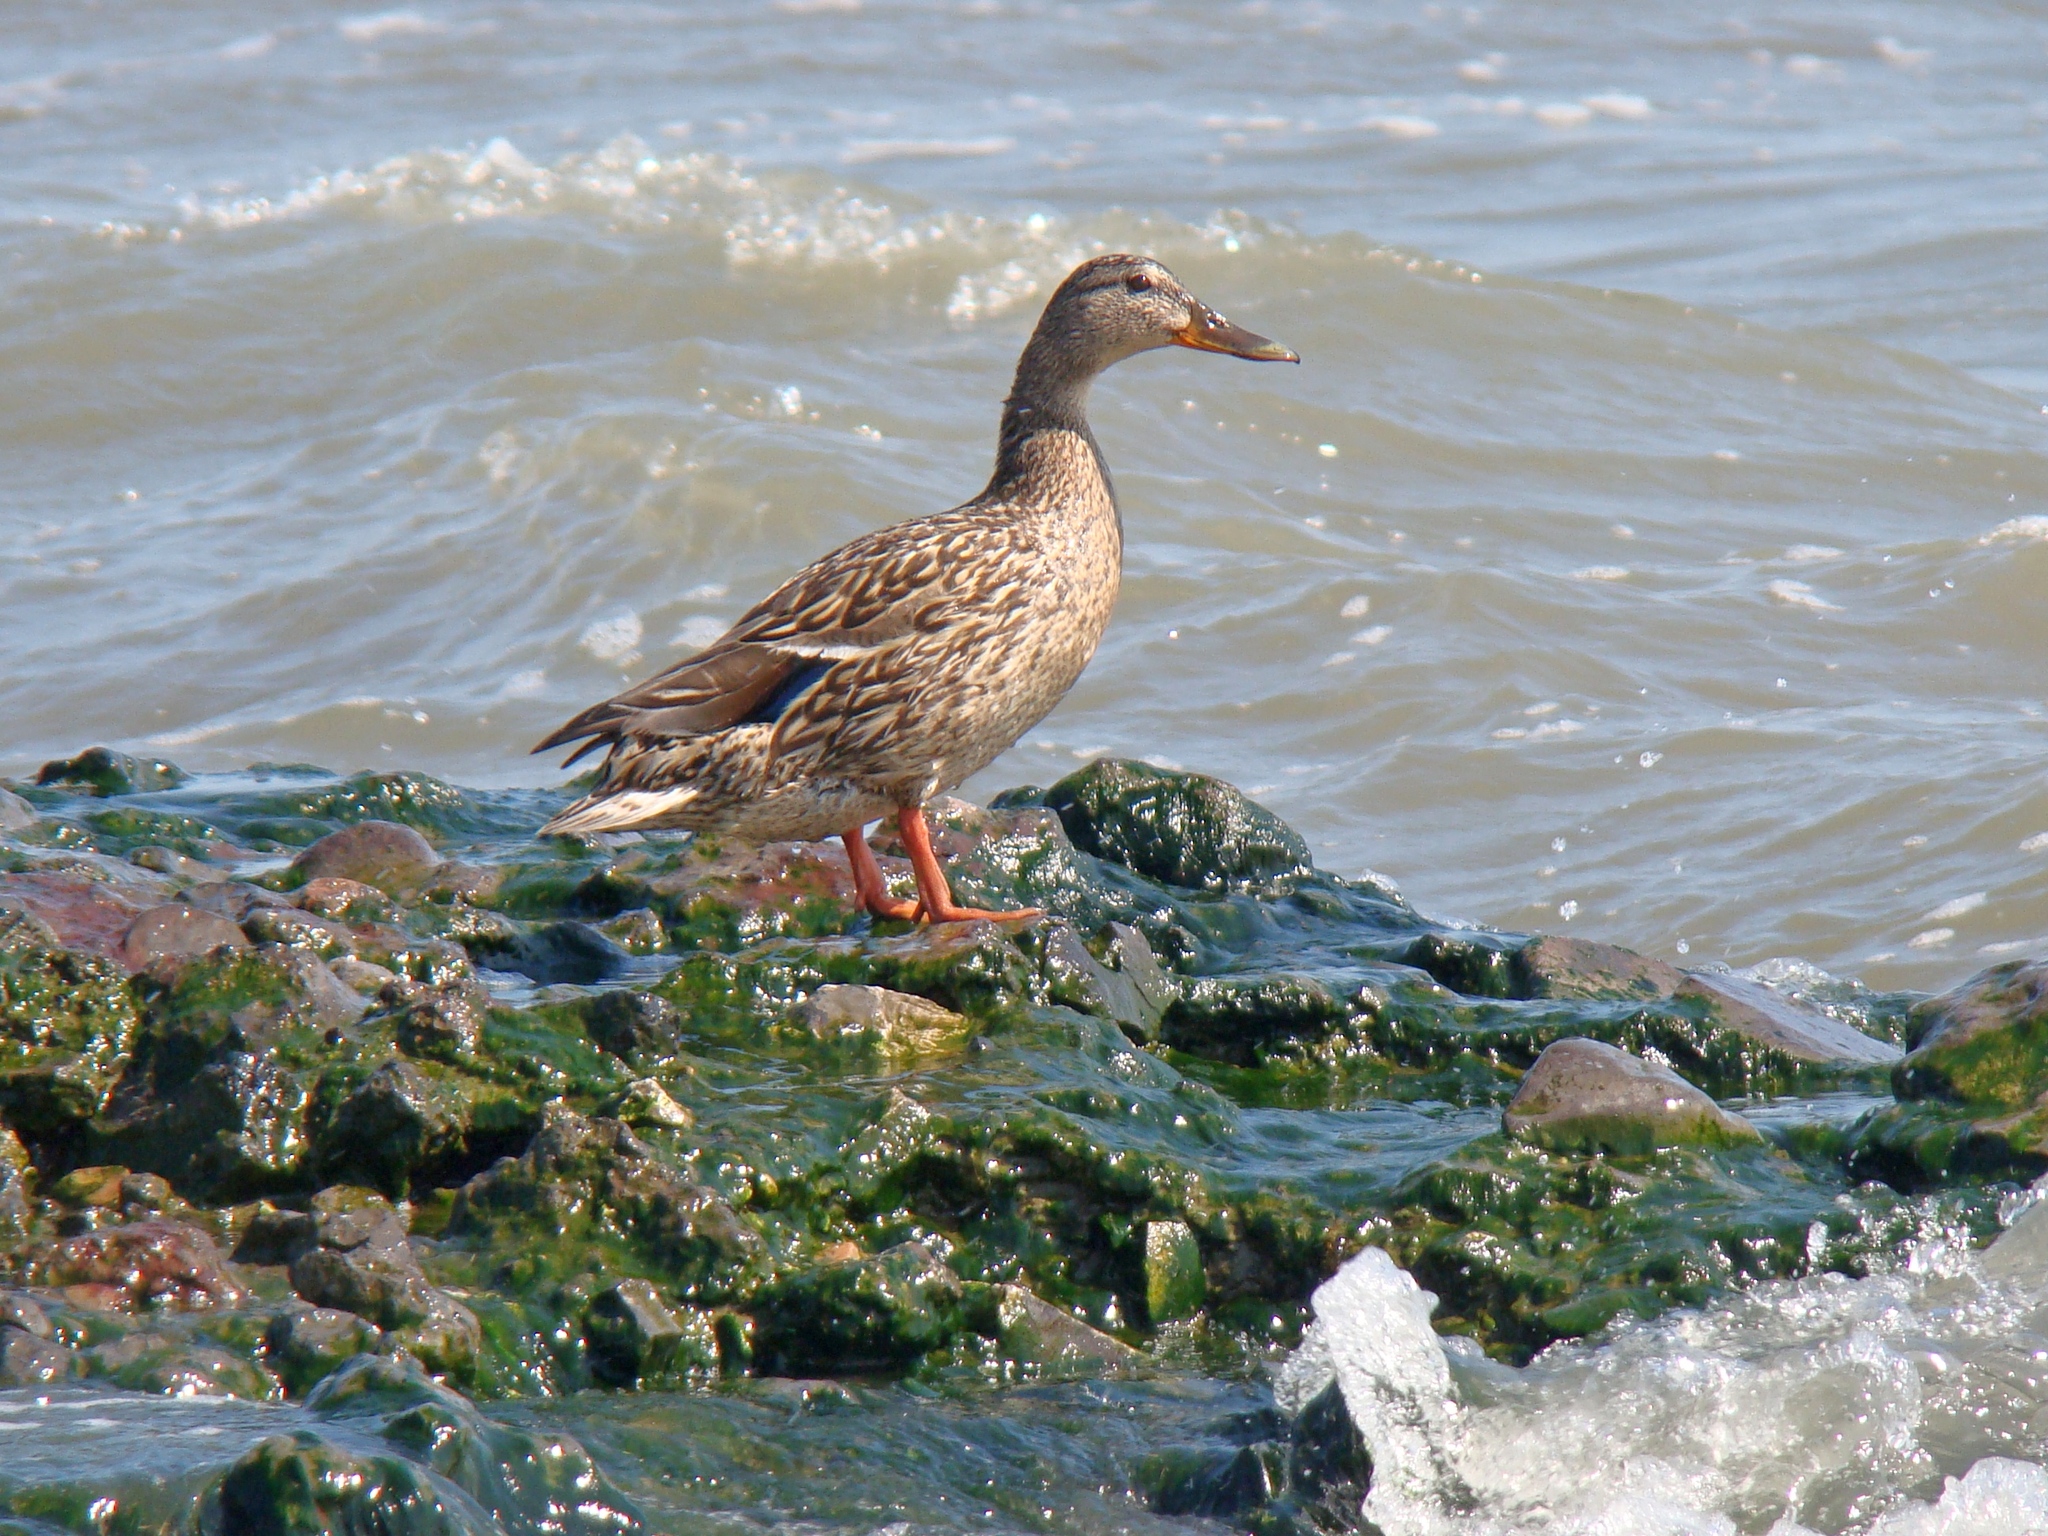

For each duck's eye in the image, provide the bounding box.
[1124,272,1154,293]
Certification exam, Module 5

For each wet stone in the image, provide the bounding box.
[331,956,400,995]
[580,989,680,1059]
[120,904,250,972]
[380,976,486,1059]
[234,1203,320,1266]
[0,1290,53,1339]
[1144,1219,1206,1323]
[27,1217,249,1309]
[994,1283,1137,1369]
[614,1077,692,1130]
[53,1163,128,1207]
[1503,1038,1763,1156]
[216,1436,458,1536]
[752,1240,967,1375]
[1674,971,1901,1068]
[289,820,440,893]
[0,787,36,832]
[36,746,188,798]
[597,907,667,954]
[584,1277,690,1386]
[297,876,389,919]
[799,983,968,1057]
[1510,934,1686,1002]
[474,919,631,987]
[314,1060,471,1197]
[1039,758,1312,892]
[0,1323,74,1386]
[266,1305,384,1396]
[1896,958,2048,1110]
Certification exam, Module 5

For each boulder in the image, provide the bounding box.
[799,984,968,1057]
[120,904,250,971]
[216,1438,461,1536]
[26,1217,249,1308]
[1038,758,1311,892]
[289,821,440,892]
[379,976,487,1059]
[1503,1038,1763,1155]
[287,1190,478,1379]
[1895,959,2048,1110]
[614,1078,692,1130]
[314,1061,471,1198]
[0,1290,54,1339]
[35,746,187,797]
[1511,935,1685,1002]
[1674,972,1901,1068]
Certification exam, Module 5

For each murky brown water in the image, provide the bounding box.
[4,1,2045,992]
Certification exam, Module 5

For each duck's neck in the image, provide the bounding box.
[988,333,1111,507]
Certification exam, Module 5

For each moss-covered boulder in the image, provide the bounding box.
[1502,1038,1762,1155]
[1030,759,1311,892]
[751,1241,975,1374]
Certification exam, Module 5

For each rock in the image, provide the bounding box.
[584,1277,699,1386]
[614,1078,693,1130]
[1285,1379,1374,1535]
[1896,959,2048,1110]
[298,876,389,919]
[0,787,38,832]
[122,1170,174,1209]
[751,1240,967,1374]
[120,903,251,971]
[289,820,440,892]
[331,956,400,995]
[129,846,229,881]
[994,1284,1137,1368]
[26,1217,249,1308]
[76,1331,275,1398]
[0,869,160,963]
[1511,935,1685,1002]
[1039,758,1312,892]
[265,1305,383,1395]
[1675,972,1901,1068]
[580,990,681,1059]
[234,1203,320,1266]
[216,1437,458,1536]
[36,746,187,797]
[597,908,667,954]
[476,920,634,987]
[0,1324,74,1386]
[243,905,357,957]
[53,1163,128,1207]
[0,1290,54,1339]
[289,1206,480,1381]
[1143,1219,1206,1323]
[1503,1038,1763,1155]
[1404,931,1519,998]
[314,1061,471,1198]
[1159,974,1350,1067]
[378,976,486,1059]
[1037,922,1171,1043]
[799,984,969,1057]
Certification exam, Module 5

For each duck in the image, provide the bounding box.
[532,252,1297,922]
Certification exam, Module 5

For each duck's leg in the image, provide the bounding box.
[842,823,920,921]
[896,805,1043,923]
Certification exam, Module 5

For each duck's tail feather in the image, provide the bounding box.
[538,786,702,838]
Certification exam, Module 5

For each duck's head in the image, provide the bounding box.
[1025,253,1299,378]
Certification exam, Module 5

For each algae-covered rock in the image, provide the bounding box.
[215,1434,487,1536]
[1144,1219,1206,1323]
[751,1240,970,1374]
[121,904,251,972]
[1673,971,1901,1069]
[613,1077,692,1130]
[26,1217,248,1309]
[1502,1039,1762,1155]
[993,1283,1137,1369]
[314,1061,474,1198]
[799,983,968,1058]
[266,1305,384,1395]
[578,990,681,1060]
[1159,974,1353,1066]
[583,1277,716,1386]
[1036,759,1311,892]
[1510,935,1685,1002]
[36,747,188,798]
[1897,959,2048,1110]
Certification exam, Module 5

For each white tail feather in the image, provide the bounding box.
[539,786,701,837]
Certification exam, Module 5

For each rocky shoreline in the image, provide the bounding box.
[2,747,2044,1530]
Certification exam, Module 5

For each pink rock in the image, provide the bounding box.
[121,904,251,971]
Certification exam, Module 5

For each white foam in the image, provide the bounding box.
[840,136,1016,164]
[1534,103,1594,129]
[1922,892,1987,922]
[1583,93,1653,121]
[578,611,643,662]
[1983,516,2048,543]
[1362,116,1441,140]
[1570,566,1630,581]
[1909,927,1956,948]
[337,10,441,43]
[2022,833,2048,853]
[1766,579,1842,611]
[1341,594,1371,619]
[1276,1242,2048,1536]
[1782,545,1844,562]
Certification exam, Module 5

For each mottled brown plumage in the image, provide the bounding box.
[532,253,1295,921]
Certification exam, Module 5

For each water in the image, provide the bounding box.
[5,4,2048,1530]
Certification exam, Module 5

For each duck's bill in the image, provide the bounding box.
[1173,304,1300,362]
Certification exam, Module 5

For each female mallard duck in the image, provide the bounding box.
[533,253,1296,922]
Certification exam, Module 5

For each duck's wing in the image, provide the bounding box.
[533,509,1007,764]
